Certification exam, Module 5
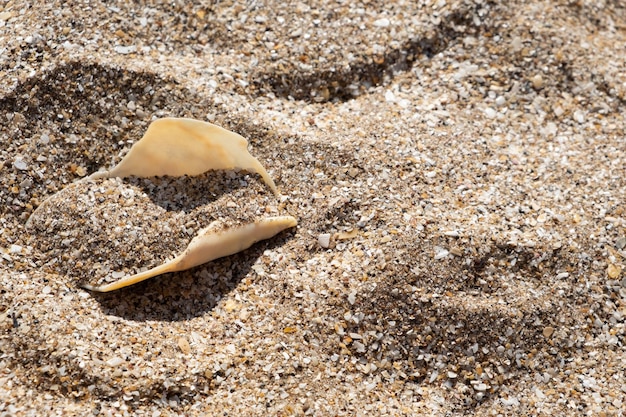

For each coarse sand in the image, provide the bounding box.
[1,0,625,415]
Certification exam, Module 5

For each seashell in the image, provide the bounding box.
[90,117,278,194]
[27,118,296,292]
[82,215,297,292]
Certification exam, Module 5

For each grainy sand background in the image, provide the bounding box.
[1,1,625,415]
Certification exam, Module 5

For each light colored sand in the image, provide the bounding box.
[1,1,625,415]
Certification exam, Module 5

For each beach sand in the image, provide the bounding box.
[1,0,625,415]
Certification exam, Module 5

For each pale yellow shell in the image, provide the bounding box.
[82,216,297,292]
[90,117,278,194]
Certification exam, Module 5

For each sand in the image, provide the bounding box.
[1,0,625,415]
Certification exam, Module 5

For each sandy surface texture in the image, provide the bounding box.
[1,0,625,415]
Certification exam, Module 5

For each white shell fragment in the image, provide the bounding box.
[90,117,278,194]
[28,118,296,292]
[82,216,297,292]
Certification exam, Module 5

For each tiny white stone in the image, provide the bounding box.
[484,107,497,119]
[106,357,125,367]
[318,233,331,248]
[353,341,366,353]
[347,290,357,305]
[356,215,370,227]
[434,247,449,260]
[384,90,396,103]
[429,370,439,383]
[373,18,390,28]
[553,106,564,117]
[398,99,411,108]
[9,244,22,253]
[573,110,585,124]
[114,45,136,55]
[535,388,546,399]
[13,158,28,170]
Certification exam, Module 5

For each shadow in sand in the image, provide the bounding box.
[0,61,190,220]
[310,237,587,411]
[89,227,296,322]
[123,170,264,213]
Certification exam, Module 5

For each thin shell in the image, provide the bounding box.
[82,216,297,292]
[90,117,278,194]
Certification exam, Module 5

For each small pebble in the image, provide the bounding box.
[178,337,191,354]
[607,264,621,279]
[474,383,488,392]
[114,45,136,54]
[553,106,564,117]
[9,244,22,254]
[542,326,555,338]
[347,290,357,305]
[13,159,28,171]
[111,271,125,279]
[318,233,331,249]
[484,107,497,119]
[106,357,124,367]
[434,247,449,260]
[373,18,390,28]
[573,110,585,124]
